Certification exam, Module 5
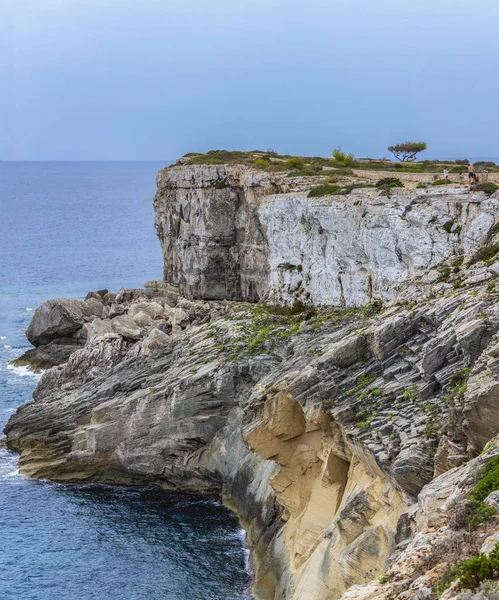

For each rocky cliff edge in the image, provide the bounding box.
[5,167,499,599]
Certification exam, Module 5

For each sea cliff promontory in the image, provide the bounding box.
[6,154,499,599]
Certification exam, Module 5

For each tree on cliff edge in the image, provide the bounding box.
[388,141,427,162]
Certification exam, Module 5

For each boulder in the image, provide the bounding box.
[140,328,170,356]
[84,297,104,318]
[85,291,102,301]
[82,318,114,342]
[131,311,153,328]
[111,315,142,340]
[102,292,116,305]
[26,299,94,346]
[11,339,83,371]
[128,302,164,320]
[108,304,126,319]
[169,308,190,329]
[115,287,148,304]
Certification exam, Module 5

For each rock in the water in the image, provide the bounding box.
[26,299,94,346]
[12,339,83,371]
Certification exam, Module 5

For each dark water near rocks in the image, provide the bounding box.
[0,162,251,600]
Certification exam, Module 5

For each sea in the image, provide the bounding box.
[0,162,251,600]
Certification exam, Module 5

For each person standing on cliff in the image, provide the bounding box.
[443,168,449,183]
[468,163,475,183]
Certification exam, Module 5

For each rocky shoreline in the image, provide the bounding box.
[6,165,499,599]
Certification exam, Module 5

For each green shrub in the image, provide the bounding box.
[451,544,499,590]
[283,157,306,170]
[471,455,499,504]
[424,422,438,438]
[432,178,448,186]
[308,184,341,198]
[469,502,496,527]
[474,183,499,196]
[255,157,270,168]
[416,183,427,189]
[475,161,497,168]
[376,177,404,189]
[402,385,420,401]
[466,455,499,527]
[332,148,355,166]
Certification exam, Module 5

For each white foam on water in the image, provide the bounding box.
[0,336,6,340]
[25,308,33,312]
[238,527,251,572]
[7,363,41,378]
[4,345,11,349]
[0,449,22,482]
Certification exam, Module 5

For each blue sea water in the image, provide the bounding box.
[0,162,250,600]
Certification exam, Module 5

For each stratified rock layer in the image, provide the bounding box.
[6,171,499,600]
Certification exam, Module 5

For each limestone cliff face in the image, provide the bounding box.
[154,165,499,306]
[6,170,499,600]
[153,165,281,301]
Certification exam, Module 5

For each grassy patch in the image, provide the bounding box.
[346,372,378,397]
[308,184,341,198]
[471,244,499,266]
[401,384,420,401]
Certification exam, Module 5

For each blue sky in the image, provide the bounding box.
[1,0,498,161]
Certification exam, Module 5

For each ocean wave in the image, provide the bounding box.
[7,364,41,378]
[0,449,21,482]
[25,308,33,312]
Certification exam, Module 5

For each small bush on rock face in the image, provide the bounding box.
[376,177,404,189]
[432,178,448,186]
[308,184,341,198]
[451,544,499,591]
[471,455,499,504]
[443,220,455,233]
[474,183,498,196]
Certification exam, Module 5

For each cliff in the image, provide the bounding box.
[6,164,499,600]
[154,165,498,306]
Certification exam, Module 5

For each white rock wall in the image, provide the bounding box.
[259,188,499,306]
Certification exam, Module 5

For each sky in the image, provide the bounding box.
[1,0,498,161]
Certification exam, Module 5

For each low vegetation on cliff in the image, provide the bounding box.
[177,149,499,175]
